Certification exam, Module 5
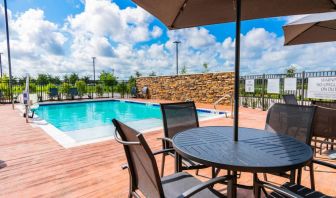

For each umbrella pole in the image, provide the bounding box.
[4,0,14,110]
[233,0,241,142]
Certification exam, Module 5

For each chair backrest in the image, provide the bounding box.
[265,103,316,144]
[49,88,58,96]
[312,101,336,109]
[282,94,298,105]
[312,106,336,139]
[131,87,137,96]
[112,119,164,198]
[69,88,78,96]
[160,101,199,148]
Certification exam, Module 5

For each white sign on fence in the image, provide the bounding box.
[245,79,255,93]
[307,77,336,100]
[267,79,280,94]
[284,78,297,91]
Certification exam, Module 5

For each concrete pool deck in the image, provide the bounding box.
[0,100,335,197]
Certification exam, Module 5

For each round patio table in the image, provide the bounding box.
[172,126,313,173]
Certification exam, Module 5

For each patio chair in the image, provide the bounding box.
[311,106,336,156]
[282,94,298,105]
[142,87,149,99]
[160,101,213,177]
[254,176,332,198]
[69,88,78,100]
[49,88,59,100]
[264,103,316,189]
[112,119,234,198]
[130,87,137,98]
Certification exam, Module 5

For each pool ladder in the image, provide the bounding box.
[213,94,233,118]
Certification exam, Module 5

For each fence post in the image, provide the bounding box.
[262,74,265,111]
[301,71,305,105]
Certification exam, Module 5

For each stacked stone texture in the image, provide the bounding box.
[136,72,234,104]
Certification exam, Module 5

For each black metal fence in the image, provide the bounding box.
[0,80,134,104]
[240,71,336,110]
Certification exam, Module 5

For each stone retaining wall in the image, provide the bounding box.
[136,72,234,104]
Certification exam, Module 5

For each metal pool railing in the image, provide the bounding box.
[240,70,336,110]
[0,79,133,104]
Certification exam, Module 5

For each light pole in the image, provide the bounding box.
[173,41,181,75]
[4,0,14,109]
[0,52,3,78]
[92,57,96,84]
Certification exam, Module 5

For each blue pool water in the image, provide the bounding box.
[35,100,215,132]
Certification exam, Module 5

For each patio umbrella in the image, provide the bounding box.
[284,11,336,45]
[131,0,336,141]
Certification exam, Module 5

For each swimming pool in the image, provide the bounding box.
[34,100,226,147]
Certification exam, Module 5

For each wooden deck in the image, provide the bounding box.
[0,102,335,197]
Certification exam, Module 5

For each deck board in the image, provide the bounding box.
[0,103,335,197]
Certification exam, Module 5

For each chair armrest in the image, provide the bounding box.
[256,181,304,198]
[180,175,233,198]
[157,137,173,143]
[121,163,128,170]
[153,148,175,156]
[312,159,336,169]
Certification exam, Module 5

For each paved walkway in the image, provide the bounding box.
[0,102,335,197]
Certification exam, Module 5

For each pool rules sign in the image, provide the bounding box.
[245,79,255,93]
[307,77,336,100]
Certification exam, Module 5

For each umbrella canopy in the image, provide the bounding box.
[284,11,336,45]
[133,0,336,29]
[131,0,336,141]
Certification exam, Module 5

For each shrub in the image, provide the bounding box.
[60,82,70,97]
[75,80,87,98]
[96,84,104,97]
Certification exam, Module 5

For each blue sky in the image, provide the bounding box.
[0,0,335,78]
[6,0,287,40]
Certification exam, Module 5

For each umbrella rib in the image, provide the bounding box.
[316,23,336,31]
[170,0,189,29]
[331,0,336,8]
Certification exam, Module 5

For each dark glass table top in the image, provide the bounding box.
[172,126,313,173]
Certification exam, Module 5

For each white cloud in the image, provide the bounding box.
[151,26,162,38]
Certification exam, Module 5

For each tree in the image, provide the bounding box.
[99,71,117,86]
[180,65,187,74]
[135,71,142,77]
[36,74,49,85]
[75,80,87,98]
[63,75,69,82]
[128,75,136,89]
[149,71,156,76]
[60,82,70,97]
[81,76,91,84]
[202,63,209,73]
[69,73,79,85]
[47,75,61,85]
[286,65,297,77]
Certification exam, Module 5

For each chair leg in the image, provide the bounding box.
[314,137,317,157]
[309,163,315,190]
[332,139,335,150]
[161,153,166,177]
[289,170,296,183]
[211,167,216,178]
[175,153,182,173]
[253,173,261,198]
[263,173,268,181]
[297,168,302,185]
[195,169,199,176]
